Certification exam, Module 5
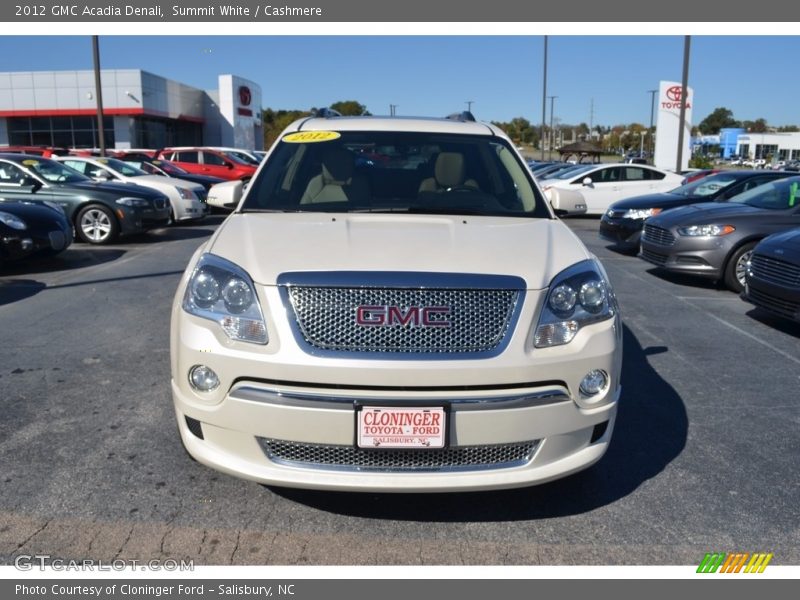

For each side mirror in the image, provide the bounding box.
[21,177,42,193]
[582,177,593,187]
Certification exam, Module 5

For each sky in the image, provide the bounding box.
[2,35,799,128]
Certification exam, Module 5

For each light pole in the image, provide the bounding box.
[389,104,398,116]
[541,35,548,161]
[547,95,557,160]
[676,36,691,172]
[648,89,657,161]
[92,36,106,156]
[465,100,474,113]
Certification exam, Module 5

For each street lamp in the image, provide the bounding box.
[547,95,557,160]
[647,89,657,161]
[541,35,548,161]
[465,100,474,113]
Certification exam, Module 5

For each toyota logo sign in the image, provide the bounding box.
[662,85,691,109]
[238,86,252,107]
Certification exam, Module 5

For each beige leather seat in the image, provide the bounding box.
[300,147,369,205]
[418,152,479,193]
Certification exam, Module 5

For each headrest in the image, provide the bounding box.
[434,152,465,188]
[322,147,354,184]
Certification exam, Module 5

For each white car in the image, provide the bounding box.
[206,179,247,211]
[57,156,208,223]
[170,113,622,492]
[540,163,684,215]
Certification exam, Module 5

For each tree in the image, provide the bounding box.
[697,107,739,135]
[262,108,311,147]
[330,100,371,116]
[742,118,769,133]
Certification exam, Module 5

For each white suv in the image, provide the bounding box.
[170,113,622,492]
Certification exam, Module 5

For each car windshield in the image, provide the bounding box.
[728,178,800,210]
[241,131,551,218]
[670,173,739,197]
[552,164,595,180]
[220,152,252,166]
[125,160,168,177]
[95,158,148,177]
[22,157,88,183]
[152,160,188,175]
[224,151,259,166]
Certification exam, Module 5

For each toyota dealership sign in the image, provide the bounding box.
[654,80,693,172]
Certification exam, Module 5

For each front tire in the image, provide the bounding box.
[76,205,119,245]
[723,242,756,292]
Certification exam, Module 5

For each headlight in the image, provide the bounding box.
[677,224,735,237]
[534,259,618,348]
[182,253,268,344]
[0,211,27,230]
[622,207,662,220]
[116,197,151,208]
[176,187,195,200]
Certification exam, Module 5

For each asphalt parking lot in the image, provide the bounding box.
[1,215,798,566]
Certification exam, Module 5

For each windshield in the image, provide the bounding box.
[224,151,260,166]
[95,158,148,177]
[124,160,168,177]
[242,131,551,218]
[22,157,88,183]
[729,177,800,210]
[670,173,739,197]
[152,160,188,175]
[551,164,596,180]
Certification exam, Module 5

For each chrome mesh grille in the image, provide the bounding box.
[287,286,519,353]
[643,224,676,246]
[750,254,800,287]
[258,438,538,472]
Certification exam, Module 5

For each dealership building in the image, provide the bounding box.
[735,132,800,161]
[0,69,263,151]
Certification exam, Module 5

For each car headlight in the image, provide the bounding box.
[677,224,735,237]
[0,211,27,230]
[176,187,195,200]
[622,207,662,220]
[116,197,151,208]
[534,259,618,348]
[182,253,268,344]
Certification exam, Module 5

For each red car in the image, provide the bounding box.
[0,145,69,158]
[154,147,257,181]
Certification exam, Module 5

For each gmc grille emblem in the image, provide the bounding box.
[356,305,452,328]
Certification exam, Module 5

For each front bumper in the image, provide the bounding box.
[1,224,72,260]
[170,284,622,492]
[742,277,800,323]
[639,235,732,279]
[599,216,643,249]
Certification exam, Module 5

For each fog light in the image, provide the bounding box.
[579,370,608,396]
[189,365,220,392]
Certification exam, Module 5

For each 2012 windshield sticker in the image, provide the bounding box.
[282,131,342,143]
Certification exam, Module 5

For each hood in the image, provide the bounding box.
[131,174,204,193]
[68,180,164,199]
[207,213,591,290]
[648,202,763,228]
[0,199,69,224]
[757,227,800,253]
[611,192,686,210]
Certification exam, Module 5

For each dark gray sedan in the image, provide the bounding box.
[639,176,800,292]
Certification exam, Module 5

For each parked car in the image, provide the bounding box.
[679,169,720,184]
[155,147,258,181]
[0,200,72,264]
[170,113,622,492]
[639,176,800,292]
[115,156,225,191]
[0,145,69,158]
[0,154,170,245]
[204,146,262,166]
[599,170,795,251]
[56,156,208,223]
[541,163,684,216]
[741,228,800,323]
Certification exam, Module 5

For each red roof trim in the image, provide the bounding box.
[0,107,204,123]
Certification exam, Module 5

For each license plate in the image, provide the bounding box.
[357,407,446,449]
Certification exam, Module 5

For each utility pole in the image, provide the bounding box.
[676,36,691,173]
[389,104,398,116]
[541,35,548,161]
[92,35,106,156]
[589,98,594,140]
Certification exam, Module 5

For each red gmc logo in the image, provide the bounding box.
[356,305,451,328]
[238,86,252,106]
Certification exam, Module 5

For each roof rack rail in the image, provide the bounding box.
[445,111,476,122]
[312,107,343,118]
